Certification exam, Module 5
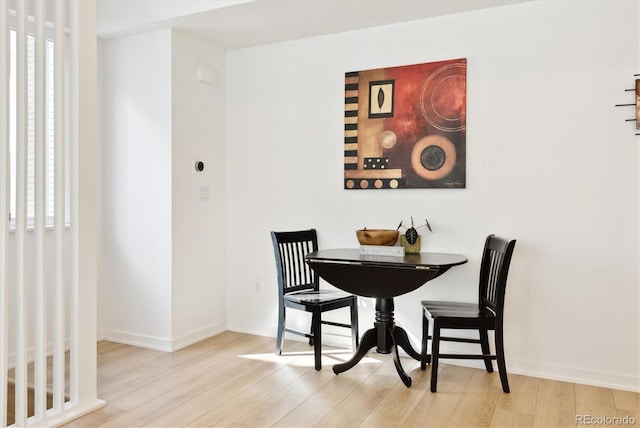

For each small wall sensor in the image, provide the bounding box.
[197,65,218,86]
[195,161,205,172]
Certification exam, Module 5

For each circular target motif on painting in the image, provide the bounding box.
[379,130,397,149]
[411,135,456,181]
[420,63,466,132]
[420,145,446,171]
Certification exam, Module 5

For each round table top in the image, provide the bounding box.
[307,248,467,268]
[306,249,467,298]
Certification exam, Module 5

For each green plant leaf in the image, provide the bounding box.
[405,227,418,245]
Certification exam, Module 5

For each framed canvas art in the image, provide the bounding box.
[344,58,466,189]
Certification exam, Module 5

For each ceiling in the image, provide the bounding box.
[97,0,531,50]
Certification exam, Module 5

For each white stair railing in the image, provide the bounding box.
[0,1,103,426]
[0,2,10,426]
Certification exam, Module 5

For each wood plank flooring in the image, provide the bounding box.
[57,331,638,427]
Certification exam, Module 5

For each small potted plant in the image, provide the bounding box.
[397,217,432,253]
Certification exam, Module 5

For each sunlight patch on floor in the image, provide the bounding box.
[238,350,382,367]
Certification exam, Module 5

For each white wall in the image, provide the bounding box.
[99,29,227,350]
[101,29,174,348]
[224,0,639,391]
[171,30,227,346]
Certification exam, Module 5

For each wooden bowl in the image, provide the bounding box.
[356,229,399,246]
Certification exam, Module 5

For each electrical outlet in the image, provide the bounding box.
[252,278,260,294]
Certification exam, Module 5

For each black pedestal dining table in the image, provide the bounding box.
[305,249,467,387]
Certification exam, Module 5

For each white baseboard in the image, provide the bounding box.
[172,321,227,351]
[228,318,639,392]
[226,319,275,339]
[100,321,226,352]
[415,358,638,392]
[101,329,173,351]
[101,319,640,392]
[508,359,640,393]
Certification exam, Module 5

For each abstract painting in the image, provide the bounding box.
[344,58,466,189]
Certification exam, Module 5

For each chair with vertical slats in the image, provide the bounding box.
[271,229,359,370]
[420,234,516,392]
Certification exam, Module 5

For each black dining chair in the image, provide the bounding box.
[270,229,359,370]
[420,234,516,393]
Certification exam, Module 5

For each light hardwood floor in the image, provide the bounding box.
[58,331,638,427]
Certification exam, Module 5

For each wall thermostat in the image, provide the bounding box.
[195,161,205,172]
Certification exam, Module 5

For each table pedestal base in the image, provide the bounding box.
[332,298,421,387]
